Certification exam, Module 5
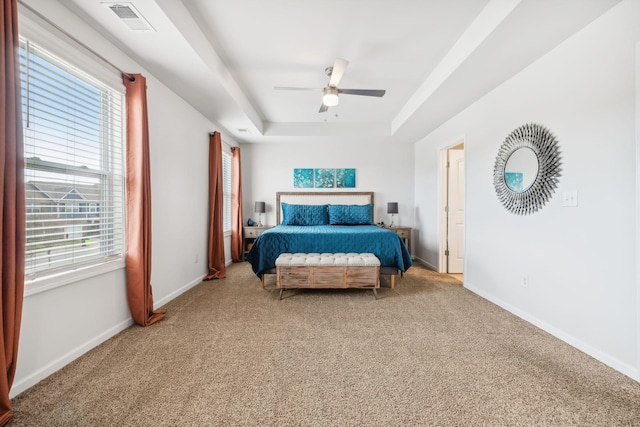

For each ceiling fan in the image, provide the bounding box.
[275,58,386,113]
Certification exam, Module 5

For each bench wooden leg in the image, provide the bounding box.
[390,273,395,289]
[260,274,265,289]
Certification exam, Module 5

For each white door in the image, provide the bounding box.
[447,149,465,273]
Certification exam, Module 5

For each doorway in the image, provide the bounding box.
[439,142,465,275]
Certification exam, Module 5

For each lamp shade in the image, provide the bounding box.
[254,201,266,213]
[387,202,398,214]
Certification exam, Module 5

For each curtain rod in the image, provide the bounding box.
[17,0,135,82]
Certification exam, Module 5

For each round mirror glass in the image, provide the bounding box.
[504,147,539,192]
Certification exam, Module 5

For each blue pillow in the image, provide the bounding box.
[328,204,374,225]
[281,203,329,226]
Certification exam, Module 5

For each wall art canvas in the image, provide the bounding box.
[314,168,335,188]
[294,168,356,188]
[336,168,356,188]
[293,168,314,188]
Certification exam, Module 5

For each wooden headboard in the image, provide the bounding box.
[276,191,374,224]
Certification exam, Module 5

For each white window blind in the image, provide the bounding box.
[222,151,232,233]
[20,39,125,280]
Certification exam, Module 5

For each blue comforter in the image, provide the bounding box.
[246,225,412,276]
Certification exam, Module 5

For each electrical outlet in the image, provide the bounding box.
[522,275,528,287]
[562,190,578,207]
[195,254,199,264]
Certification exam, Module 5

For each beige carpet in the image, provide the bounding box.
[11,262,640,426]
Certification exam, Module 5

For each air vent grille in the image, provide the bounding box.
[102,2,156,32]
[109,5,138,19]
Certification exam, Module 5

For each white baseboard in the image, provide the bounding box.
[10,317,134,398]
[413,256,437,271]
[155,274,206,308]
[12,274,207,398]
[464,280,639,381]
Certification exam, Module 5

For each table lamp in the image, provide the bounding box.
[255,201,265,227]
[387,202,398,227]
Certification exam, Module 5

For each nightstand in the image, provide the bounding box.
[243,226,271,261]
[381,226,412,256]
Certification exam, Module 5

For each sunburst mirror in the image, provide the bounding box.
[493,123,562,215]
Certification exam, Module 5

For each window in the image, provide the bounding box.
[20,39,125,281]
[222,150,232,233]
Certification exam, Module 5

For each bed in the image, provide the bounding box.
[245,191,412,287]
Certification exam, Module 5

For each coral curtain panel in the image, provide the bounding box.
[206,132,226,279]
[122,73,166,326]
[0,0,25,423]
[230,147,243,262]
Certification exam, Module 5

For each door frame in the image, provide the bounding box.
[438,140,465,273]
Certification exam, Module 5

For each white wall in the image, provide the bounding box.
[13,2,233,397]
[415,0,639,379]
[146,86,213,301]
[240,140,415,228]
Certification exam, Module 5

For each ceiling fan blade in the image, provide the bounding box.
[274,86,321,91]
[319,104,329,113]
[338,89,386,97]
[328,58,349,88]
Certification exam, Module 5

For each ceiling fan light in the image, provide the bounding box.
[323,94,339,106]
[322,87,339,107]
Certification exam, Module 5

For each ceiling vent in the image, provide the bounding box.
[102,2,156,32]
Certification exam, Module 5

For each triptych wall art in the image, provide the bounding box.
[293,168,356,188]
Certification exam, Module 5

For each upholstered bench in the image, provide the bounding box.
[275,253,380,299]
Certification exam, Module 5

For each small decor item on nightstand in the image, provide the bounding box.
[247,218,255,226]
[254,201,266,227]
[387,202,398,227]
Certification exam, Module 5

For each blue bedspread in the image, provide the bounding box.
[246,225,412,276]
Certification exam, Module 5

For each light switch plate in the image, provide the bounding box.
[562,190,578,207]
